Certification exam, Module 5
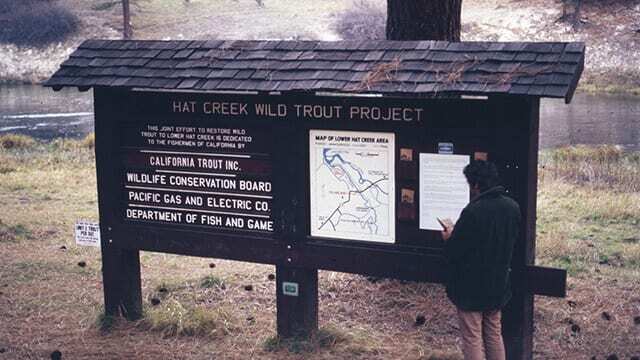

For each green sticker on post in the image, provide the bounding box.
[282,282,299,297]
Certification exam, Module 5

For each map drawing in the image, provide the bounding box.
[309,130,395,243]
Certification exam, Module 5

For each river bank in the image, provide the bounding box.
[1,0,639,94]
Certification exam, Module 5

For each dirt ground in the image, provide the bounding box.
[0,144,639,359]
[1,0,640,91]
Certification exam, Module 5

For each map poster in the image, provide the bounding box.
[418,153,470,231]
[309,130,395,243]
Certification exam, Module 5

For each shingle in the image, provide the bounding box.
[559,53,582,63]
[524,43,553,53]
[236,80,263,90]
[398,50,429,61]
[347,52,368,61]
[109,77,130,86]
[88,58,109,67]
[200,79,221,90]
[277,51,303,61]
[63,58,92,67]
[186,40,206,49]
[140,49,161,58]
[124,77,154,87]
[277,61,301,70]
[416,83,436,93]
[509,84,530,95]
[330,61,354,70]
[553,63,578,74]
[544,85,569,97]
[503,43,526,52]
[177,78,200,89]
[497,63,521,73]
[254,81,280,91]
[487,52,516,61]
[207,69,239,79]
[233,69,255,79]
[416,41,435,50]
[202,40,224,49]
[514,53,537,62]
[189,50,209,60]
[312,80,346,90]
[157,50,176,59]
[230,40,263,50]
[80,39,108,49]
[205,49,241,60]
[129,58,150,66]
[294,41,317,51]
[174,49,195,59]
[527,85,546,95]
[146,59,178,68]
[364,51,385,61]
[515,76,535,85]
[536,53,560,63]
[290,80,318,90]
[565,42,585,53]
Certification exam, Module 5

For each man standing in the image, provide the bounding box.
[440,160,521,360]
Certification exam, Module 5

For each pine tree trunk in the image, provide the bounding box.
[122,0,132,39]
[386,0,463,41]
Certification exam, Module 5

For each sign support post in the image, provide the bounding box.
[95,88,143,321]
[102,246,143,320]
[276,265,318,338]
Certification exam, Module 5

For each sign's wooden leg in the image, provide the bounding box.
[102,246,143,320]
[276,265,318,338]
[502,272,534,360]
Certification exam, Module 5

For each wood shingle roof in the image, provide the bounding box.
[45,39,585,103]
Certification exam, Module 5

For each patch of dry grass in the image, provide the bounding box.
[537,147,640,281]
[139,299,239,338]
[540,145,640,192]
[0,133,38,149]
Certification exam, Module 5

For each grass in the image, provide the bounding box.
[0,221,31,243]
[537,146,640,280]
[0,134,37,149]
[139,299,239,338]
[200,275,225,289]
[0,137,639,358]
[264,325,383,356]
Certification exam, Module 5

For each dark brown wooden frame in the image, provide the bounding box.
[94,88,565,360]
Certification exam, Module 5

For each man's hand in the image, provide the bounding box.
[440,218,455,241]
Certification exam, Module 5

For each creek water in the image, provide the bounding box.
[1,84,638,150]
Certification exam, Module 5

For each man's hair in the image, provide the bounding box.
[463,160,500,191]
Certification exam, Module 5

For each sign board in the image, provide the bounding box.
[74,220,101,247]
[95,89,539,278]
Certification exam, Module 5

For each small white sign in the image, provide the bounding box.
[74,220,101,247]
[419,153,470,231]
[282,282,299,297]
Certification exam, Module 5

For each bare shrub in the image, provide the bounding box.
[334,0,386,40]
[540,145,640,192]
[0,134,37,149]
[0,0,79,47]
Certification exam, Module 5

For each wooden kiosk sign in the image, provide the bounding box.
[46,39,584,359]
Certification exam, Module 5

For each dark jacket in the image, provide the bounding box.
[444,186,521,311]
